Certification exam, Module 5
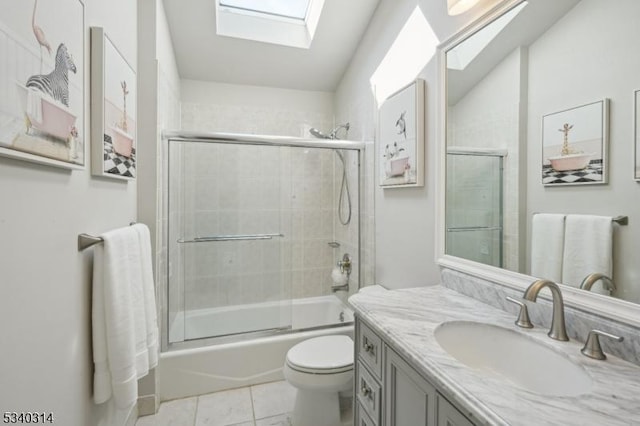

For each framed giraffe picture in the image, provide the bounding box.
[378,79,425,188]
[0,0,85,169]
[541,99,609,186]
[90,27,136,180]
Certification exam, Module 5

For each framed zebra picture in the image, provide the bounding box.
[90,27,136,180]
[0,0,85,169]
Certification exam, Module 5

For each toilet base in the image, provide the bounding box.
[292,389,341,426]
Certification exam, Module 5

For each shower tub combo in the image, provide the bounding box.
[159,131,362,400]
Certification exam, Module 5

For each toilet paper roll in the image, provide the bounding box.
[331,266,348,285]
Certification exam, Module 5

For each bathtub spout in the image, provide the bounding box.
[331,283,349,293]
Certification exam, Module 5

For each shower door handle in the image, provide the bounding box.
[177,233,285,243]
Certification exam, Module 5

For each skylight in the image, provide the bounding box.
[447,2,527,71]
[219,0,310,20]
[216,0,324,49]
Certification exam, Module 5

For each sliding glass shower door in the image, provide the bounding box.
[446,151,504,268]
[168,140,291,343]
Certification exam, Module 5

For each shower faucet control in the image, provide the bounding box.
[332,254,351,293]
[338,253,352,275]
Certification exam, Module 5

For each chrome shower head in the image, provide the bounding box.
[309,123,350,140]
[309,128,331,139]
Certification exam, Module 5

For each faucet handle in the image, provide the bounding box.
[580,329,624,360]
[506,297,533,329]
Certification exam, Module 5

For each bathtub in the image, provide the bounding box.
[160,294,354,401]
[16,83,76,141]
[111,126,134,157]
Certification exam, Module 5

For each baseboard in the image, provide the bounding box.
[137,394,159,417]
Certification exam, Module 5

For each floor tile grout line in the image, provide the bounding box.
[193,395,199,426]
[249,385,257,424]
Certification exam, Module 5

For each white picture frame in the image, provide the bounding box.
[90,27,136,180]
[541,99,609,186]
[634,90,640,181]
[0,0,85,170]
[378,79,425,188]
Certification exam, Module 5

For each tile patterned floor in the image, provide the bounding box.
[136,380,353,426]
[103,135,136,178]
[541,161,603,185]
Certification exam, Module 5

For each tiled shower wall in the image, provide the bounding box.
[171,94,361,312]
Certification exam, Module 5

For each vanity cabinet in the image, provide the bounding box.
[385,345,437,425]
[437,395,474,426]
[355,317,475,426]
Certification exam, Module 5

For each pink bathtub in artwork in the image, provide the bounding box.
[385,156,410,177]
[110,126,134,158]
[16,83,77,141]
[548,153,593,171]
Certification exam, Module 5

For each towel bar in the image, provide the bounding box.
[532,213,628,226]
[612,216,628,225]
[78,223,137,251]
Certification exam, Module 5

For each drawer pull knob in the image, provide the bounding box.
[361,385,372,398]
[363,342,375,353]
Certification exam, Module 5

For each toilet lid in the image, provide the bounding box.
[287,335,354,373]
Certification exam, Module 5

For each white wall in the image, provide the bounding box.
[137,0,182,415]
[527,0,640,304]
[0,0,137,425]
[334,0,502,289]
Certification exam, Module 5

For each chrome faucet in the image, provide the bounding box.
[523,279,569,341]
[580,273,616,293]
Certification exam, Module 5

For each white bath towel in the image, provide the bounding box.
[26,88,43,125]
[562,215,613,294]
[530,213,565,283]
[129,230,150,378]
[92,227,139,409]
[133,224,159,369]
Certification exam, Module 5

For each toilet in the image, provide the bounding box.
[284,335,354,426]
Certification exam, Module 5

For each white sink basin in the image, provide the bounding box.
[434,321,592,396]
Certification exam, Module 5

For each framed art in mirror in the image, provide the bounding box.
[90,27,136,181]
[542,99,608,186]
[379,79,425,188]
[0,0,85,170]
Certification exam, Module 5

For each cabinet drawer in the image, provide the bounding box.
[358,320,382,379]
[356,401,377,426]
[357,362,381,423]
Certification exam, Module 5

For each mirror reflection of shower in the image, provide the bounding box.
[309,123,352,225]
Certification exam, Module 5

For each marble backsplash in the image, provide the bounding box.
[441,268,640,366]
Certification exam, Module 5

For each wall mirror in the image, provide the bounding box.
[439,0,640,317]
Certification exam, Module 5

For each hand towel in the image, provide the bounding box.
[562,215,613,294]
[133,224,159,369]
[530,213,565,282]
[92,227,139,409]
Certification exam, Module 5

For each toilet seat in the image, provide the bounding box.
[286,335,354,374]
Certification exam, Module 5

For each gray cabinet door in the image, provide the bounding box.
[385,347,437,426]
[437,395,475,426]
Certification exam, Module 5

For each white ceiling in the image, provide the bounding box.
[162,0,381,92]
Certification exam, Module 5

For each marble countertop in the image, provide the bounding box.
[348,285,640,426]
